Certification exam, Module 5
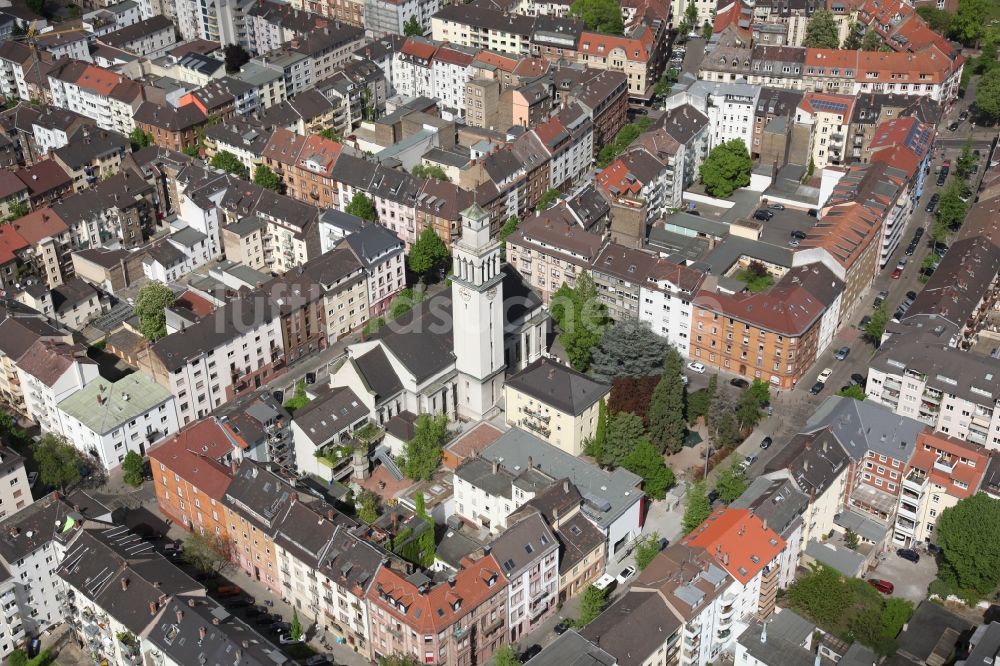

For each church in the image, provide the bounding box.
[330,204,548,424]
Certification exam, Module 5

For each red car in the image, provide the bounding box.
[868,578,894,595]
[891,268,903,279]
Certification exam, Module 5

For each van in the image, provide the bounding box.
[594,574,617,593]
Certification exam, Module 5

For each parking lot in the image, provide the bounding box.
[868,549,938,604]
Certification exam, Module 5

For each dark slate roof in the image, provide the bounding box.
[763,429,849,498]
[223,460,294,534]
[555,511,604,574]
[580,591,681,666]
[0,311,66,360]
[100,14,173,48]
[274,500,350,568]
[455,457,515,499]
[292,386,368,445]
[341,223,404,269]
[524,630,615,666]
[505,357,609,416]
[353,346,403,403]
[894,601,973,665]
[317,526,385,597]
[490,512,557,577]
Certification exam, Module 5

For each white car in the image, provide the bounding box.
[616,566,636,584]
[817,368,833,383]
[687,361,706,374]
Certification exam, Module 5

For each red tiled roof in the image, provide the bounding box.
[175,290,216,318]
[368,555,507,633]
[511,57,549,78]
[297,134,342,177]
[908,431,987,500]
[147,419,235,501]
[799,92,855,118]
[400,37,437,61]
[9,206,69,244]
[0,225,28,265]
[473,51,519,73]
[72,64,123,96]
[577,27,654,62]
[596,157,643,197]
[434,45,474,67]
[15,161,71,199]
[683,508,785,585]
[0,171,28,200]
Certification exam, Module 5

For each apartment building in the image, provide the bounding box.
[339,223,406,318]
[367,555,509,665]
[291,0,364,27]
[503,357,609,456]
[685,81,759,153]
[689,264,843,389]
[490,512,559,642]
[366,0,441,39]
[431,5,534,55]
[0,447,30,521]
[801,48,962,104]
[262,128,344,222]
[591,242,659,322]
[16,339,99,433]
[98,14,176,57]
[638,261,705,354]
[894,431,987,547]
[0,306,72,420]
[505,205,606,304]
[46,60,124,131]
[795,92,854,169]
[0,42,33,103]
[133,101,208,152]
[57,372,178,471]
[575,27,663,100]
[148,418,236,537]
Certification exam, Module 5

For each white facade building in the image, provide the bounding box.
[638,265,702,354]
[16,341,99,434]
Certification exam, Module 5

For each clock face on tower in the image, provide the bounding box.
[459,287,472,302]
[487,287,498,300]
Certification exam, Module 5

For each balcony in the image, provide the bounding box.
[897,502,919,520]
[895,516,918,536]
[522,406,550,423]
[521,419,551,438]
[933,456,955,474]
[884,378,902,391]
[922,387,943,404]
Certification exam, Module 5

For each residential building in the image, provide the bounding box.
[638,260,705,353]
[503,357,609,456]
[262,128,344,211]
[57,372,179,471]
[98,14,176,56]
[291,386,369,483]
[574,26,664,101]
[46,60,125,131]
[591,243,659,322]
[337,223,405,319]
[581,589,683,666]
[0,305,72,420]
[795,92,854,169]
[0,446,30,520]
[730,478,807,589]
[16,339,99,433]
[314,527,384,658]
[893,430,987,547]
[133,101,208,152]
[490,512,559,642]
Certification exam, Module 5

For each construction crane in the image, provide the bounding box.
[12,20,90,59]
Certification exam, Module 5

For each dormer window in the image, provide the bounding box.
[452,600,461,611]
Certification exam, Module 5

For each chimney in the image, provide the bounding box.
[188,598,196,608]
[327,509,335,521]
[230,460,238,474]
[492,459,498,474]
[212,617,221,625]
[760,620,768,643]
[149,601,157,615]
[448,575,456,587]
[528,456,533,468]
[120,577,128,591]
[563,479,569,493]
[290,494,297,505]
[176,609,184,622]
[199,626,207,642]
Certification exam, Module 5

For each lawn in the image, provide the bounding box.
[735,269,775,292]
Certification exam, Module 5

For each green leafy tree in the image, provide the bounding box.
[357,489,379,523]
[687,374,717,424]
[622,438,675,499]
[346,192,377,221]
[937,178,969,231]
[378,656,422,666]
[803,9,840,48]
[408,227,450,280]
[602,411,645,467]
[35,433,81,491]
[575,584,609,627]
[807,157,816,178]
[411,164,449,181]
[400,414,448,481]
[596,116,652,167]
[715,461,747,503]
[587,398,609,461]
[708,393,740,449]
[955,142,976,179]
[182,530,233,574]
[865,302,889,345]
[701,21,712,40]
[494,645,522,666]
[283,380,311,414]
[699,139,752,198]
[838,385,867,401]
[787,563,855,628]
[210,150,247,177]
[498,215,521,260]
[129,127,152,152]
[844,528,860,549]
[679,0,698,34]
[319,127,342,142]
[134,280,175,341]
[253,164,282,192]
[861,30,888,51]
[290,608,302,640]
[841,22,864,49]
[683,480,712,534]
[916,6,953,35]
[403,15,423,36]
[5,200,29,222]
[937,493,1000,598]
[537,188,561,210]
[122,451,145,487]
[550,273,607,371]
[747,379,770,408]
[182,144,201,157]
[590,320,668,381]
[568,0,624,34]
[647,347,686,454]
[952,0,991,45]
[634,532,661,570]
[224,44,251,73]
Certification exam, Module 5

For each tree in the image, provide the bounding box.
[699,139,752,198]
[550,273,607,371]
[861,30,888,51]
[135,280,175,340]
[787,563,856,628]
[707,393,740,449]
[26,0,44,17]
[622,438,675,499]
[587,398,609,461]
[537,188,561,210]
[936,493,1000,598]
[590,320,668,381]
[122,451,145,487]
[400,414,448,481]
[283,380,311,414]
[379,656,421,666]
[129,127,152,152]
[346,191,377,222]
[608,376,659,425]
[494,645,522,666]
[224,44,251,73]
[956,142,976,180]
[841,22,864,50]
[5,200,28,222]
[408,227,450,280]
[844,528,860,549]
[916,6,952,35]
[803,9,840,48]
[34,433,80,491]
[182,530,233,574]
[356,489,379,523]
[952,0,991,45]
[290,608,303,641]
[715,461,747,503]
[865,302,889,345]
[596,116,652,167]
[411,164,449,181]
[498,215,521,260]
[647,347,686,454]
[182,144,200,157]
[937,178,969,231]
[210,150,247,177]
[575,584,609,627]
[838,385,867,401]
[701,20,712,40]
[683,480,712,534]
[253,164,282,192]
[319,127,342,142]
[602,411,645,467]
[403,15,423,36]
[568,0,624,35]
[679,0,698,34]
[634,533,661,570]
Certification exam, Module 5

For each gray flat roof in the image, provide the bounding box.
[804,539,864,577]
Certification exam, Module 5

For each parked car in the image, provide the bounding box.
[891,267,903,279]
[707,489,720,504]
[906,291,918,301]
[788,239,800,247]
[905,242,917,256]
[278,634,302,645]
[959,110,969,121]
[753,209,773,221]
[896,259,908,270]
[729,378,750,389]
[554,622,570,635]
[742,455,758,469]
[305,656,332,666]
[520,645,543,662]
[245,605,266,618]
[215,585,242,597]
[225,596,253,608]
[947,121,960,131]
[817,368,833,383]
[850,373,866,386]
[616,566,637,584]
[768,203,785,210]
[810,382,825,395]
[896,548,920,563]
[760,436,773,449]
[594,574,617,592]
[687,361,706,374]
[913,227,924,240]
[834,346,851,361]
[859,315,871,329]
[936,171,948,186]
[658,537,670,551]
[270,622,292,635]
[790,229,807,240]
[868,579,894,595]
